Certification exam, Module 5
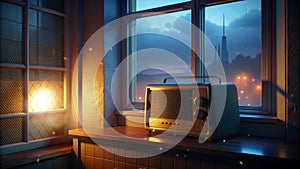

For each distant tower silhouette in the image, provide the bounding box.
[221,14,229,63]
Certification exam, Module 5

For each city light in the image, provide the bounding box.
[233,73,261,106]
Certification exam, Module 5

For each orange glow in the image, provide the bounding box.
[30,88,52,111]
[233,73,262,106]
[148,137,162,143]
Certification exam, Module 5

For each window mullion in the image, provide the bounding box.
[127,19,137,105]
[23,0,29,142]
[193,0,206,77]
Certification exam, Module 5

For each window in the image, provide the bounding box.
[124,0,275,115]
[128,10,192,103]
[204,0,263,108]
[128,0,190,12]
[0,0,66,146]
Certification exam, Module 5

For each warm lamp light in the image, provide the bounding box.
[30,88,53,112]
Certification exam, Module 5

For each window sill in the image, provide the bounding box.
[116,109,144,117]
[0,144,73,169]
[240,113,279,123]
[0,135,71,155]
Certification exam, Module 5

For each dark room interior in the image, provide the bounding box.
[0,0,300,169]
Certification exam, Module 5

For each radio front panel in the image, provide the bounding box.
[145,84,211,135]
[144,83,240,140]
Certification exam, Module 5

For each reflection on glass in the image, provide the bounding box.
[0,2,23,64]
[130,0,190,12]
[129,10,191,102]
[205,0,262,107]
[29,10,64,67]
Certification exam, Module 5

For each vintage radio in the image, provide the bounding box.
[144,80,240,141]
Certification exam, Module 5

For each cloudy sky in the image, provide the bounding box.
[133,0,261,74]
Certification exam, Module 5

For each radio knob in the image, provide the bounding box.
[194,97,208,107]
[197,110,208,120]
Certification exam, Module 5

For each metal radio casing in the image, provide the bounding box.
[144,83,240,140]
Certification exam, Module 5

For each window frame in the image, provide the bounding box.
[122,1,192,109]
[123,0,277,116]
[0,0,69,150]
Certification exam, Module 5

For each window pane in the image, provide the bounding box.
[0,2,23,23]
[29,10,64,66]
[30,0,64,12]
[129,0,190,12]
[0,2,23,64]
[0,19,23,41]
[0,68,24,114]
[0,68,24,146]
[38,11,64,32]
[29,113,64,140]
[204,0,262,107]
[28,70,64,112]
[0,38,23,64]
[0,117,24,145]
[129,10,191,102]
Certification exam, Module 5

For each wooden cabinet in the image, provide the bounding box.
[74,139,296,169]
[69,127,299,169]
